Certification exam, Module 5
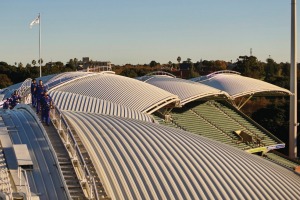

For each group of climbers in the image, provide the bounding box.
[31,79,53,126]
[2,78,54,126]
[2,90,22,109]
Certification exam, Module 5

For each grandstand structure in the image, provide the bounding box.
[0,70,299,200]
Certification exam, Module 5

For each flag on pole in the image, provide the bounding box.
[30,15,40,28]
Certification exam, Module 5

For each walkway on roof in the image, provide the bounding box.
[0,106,68,200]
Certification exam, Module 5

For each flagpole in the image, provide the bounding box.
[39,13,42,77]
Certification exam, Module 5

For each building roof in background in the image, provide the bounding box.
[190,71,291,99]
[138,74,228,105]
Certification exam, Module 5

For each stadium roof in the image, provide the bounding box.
[138,72,228,106]
[63,111,300,200]
[45,71,96,88]
[50,90,154,122]
[49,72,180,114]
[0,106,68,199]
[190,71,291,99]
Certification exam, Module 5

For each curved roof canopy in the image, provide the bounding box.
[50,90,154,122]
[139,74,228,105]
[50,73,180,114]
[45,71,95,89]
[63,111,300,200]
[1,106,67,200]
[191,71,291,99]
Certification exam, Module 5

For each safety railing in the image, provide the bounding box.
[18,167,31,200]
[50,106,99,200]
[17,78,32,97]
[87,65,112,73]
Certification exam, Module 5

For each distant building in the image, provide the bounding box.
[77,57,111,70]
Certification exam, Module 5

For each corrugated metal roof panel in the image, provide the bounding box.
[50,90,154,122]
[191,71,291,99]
[141,75,228,105]
[51,73,180,113]
[63,111,300,200]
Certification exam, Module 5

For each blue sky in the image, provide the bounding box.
[0,0,298,65]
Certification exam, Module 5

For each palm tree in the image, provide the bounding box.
[74,58,78,69]
[32,60,37,67]
[177,56,181,70]
[38,59,43,65]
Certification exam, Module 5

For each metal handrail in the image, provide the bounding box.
[51,106,99,200]
[18,167,31,200]
[17,78,32,97]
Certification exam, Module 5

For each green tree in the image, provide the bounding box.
[149,60,159,68]
[38,58,43,65]
[120,68,138,78]
[234,55,264,78]
[0,74,13,88]
[18,62,23,68]
[66,59,76,71]
[74,58,78,69]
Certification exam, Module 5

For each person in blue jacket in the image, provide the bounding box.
[31,78,37,107]
[41,89,53,126]
[36,80,46,114]
[10,90,21,109]
[3,98,11,109]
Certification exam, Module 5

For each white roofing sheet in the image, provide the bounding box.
[2,108,68,199]
[192,72,291,99]
[50,90,154,122]
[142,75,228,105]
[51,73,179,114]
[63,111,300,200]
[45,72,93,88]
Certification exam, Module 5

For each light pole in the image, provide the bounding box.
[289,0,298,158]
